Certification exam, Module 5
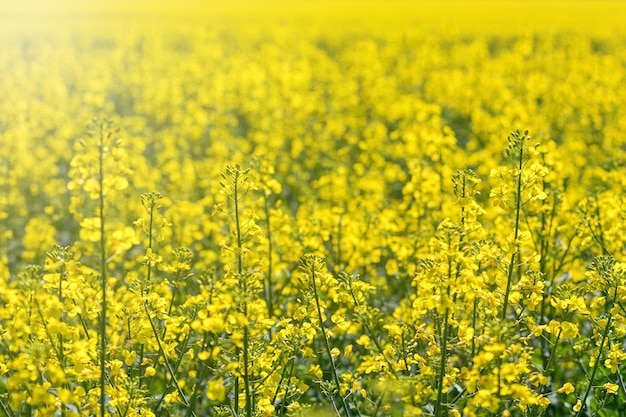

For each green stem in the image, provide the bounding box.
[532,328,562,417]
[310,261,352,417]
[501,141,524,321]
[0,398,14,417]
[234,170,243,277]
[273,356,293,413]
[143,302,195,416]
[348,287,397,377]
[98,128,108,417]
[371,393,385,417]
[400,330,411,375]
[543,328,561,382]
[435,306,450,417]
[434,260,452,417]
[336,214,343,271]
[35,300,63,362]
[470,292,479,363]
[264,194,274,324]
[575,314,611,417]
[58,260,65,368]
[76,304,92,340]
[575,283,617,417]
[184,335,208,417]
[242,326,252,417]
[273,330,301,415]
[142,194,157,390]
[155,325,194,413]
[233,169,252,417]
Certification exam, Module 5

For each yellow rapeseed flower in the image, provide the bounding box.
[206,379,226,402]
[557,382,575,395]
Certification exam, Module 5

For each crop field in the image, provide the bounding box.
[1,1,626,416]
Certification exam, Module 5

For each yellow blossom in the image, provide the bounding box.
[206,379,226,402]
[308,364,323,379]
[573,399,582,412]
[557,382,575,395]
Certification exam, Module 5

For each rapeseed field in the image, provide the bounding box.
[1,1,626,416]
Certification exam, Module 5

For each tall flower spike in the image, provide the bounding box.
[505,130,530,163]
[452,168,480,205]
